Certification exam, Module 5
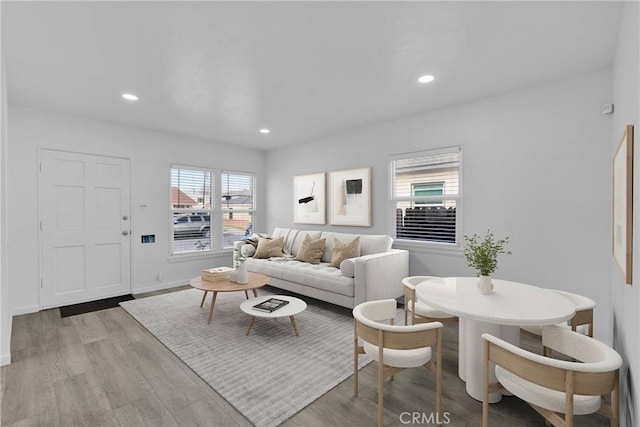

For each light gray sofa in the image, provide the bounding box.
[233,228,409,308]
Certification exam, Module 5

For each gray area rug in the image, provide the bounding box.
[120,289,371,427]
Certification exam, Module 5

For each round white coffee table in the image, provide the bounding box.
[240,295,307,336]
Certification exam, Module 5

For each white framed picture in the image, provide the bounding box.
[329,167,371,227]
[293,173,326,224]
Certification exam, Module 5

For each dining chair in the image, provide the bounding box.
[402,276,457,325]
[521,290,595,356]
[482,325,621,427]
[353,299,443,427]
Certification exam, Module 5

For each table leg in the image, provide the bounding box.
[200,291,208,308]
[464,321,519,403]
[252,289,258,297]
[207,292,218,324]
[244,290,249,299]
[289,315,300,336]
[245,317,256,336]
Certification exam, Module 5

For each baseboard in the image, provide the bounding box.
[132,280,189,295]
[12,304,40,316]
[0,352,10,366]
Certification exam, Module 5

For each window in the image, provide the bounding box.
[390,147,461,245]
[171,166,255,255]
[221,172,255,249]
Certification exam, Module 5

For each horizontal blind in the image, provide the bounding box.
[221,172,255,249]
[392,149,460,244]
[171,167,213,254]
[221,172,254,210]
[171,168,212,209]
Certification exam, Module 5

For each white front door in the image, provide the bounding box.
[40,149,131,309]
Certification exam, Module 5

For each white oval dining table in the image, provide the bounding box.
[415,277,576,402]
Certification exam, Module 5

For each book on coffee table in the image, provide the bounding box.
[252,297,290,313]
[201,266,234,282]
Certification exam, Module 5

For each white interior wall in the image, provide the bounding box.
[266,70,614,342]
[7,105,265,315]
[611,2,640,425]
[1,58,12,364]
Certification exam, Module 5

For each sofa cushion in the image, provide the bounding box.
[320,232,392,262]
[272,228,322,257]
[295,234,326,264]
[245,258,355,297]
[254,237,284,258]
[330,236,361,267]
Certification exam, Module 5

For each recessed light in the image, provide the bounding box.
[417,75,435,84]
[259,129,270,134]
[122,93,139,101]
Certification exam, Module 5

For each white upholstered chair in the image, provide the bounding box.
[402,276,456,325]
[353,299,443,427]
[482,325,622,427]
[521,290,596,356]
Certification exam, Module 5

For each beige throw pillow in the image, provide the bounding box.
[330,236,361,268]
[295,234,326,264]
[254,237,284,259]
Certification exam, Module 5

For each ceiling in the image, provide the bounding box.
[2,1,624,150]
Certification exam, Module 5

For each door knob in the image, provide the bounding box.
[122,231,129,236]
[122,215,128,220]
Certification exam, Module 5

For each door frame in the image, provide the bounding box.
[38,147,133,309]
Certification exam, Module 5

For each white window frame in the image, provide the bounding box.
[169,165,257,258]
[389,146,463,249]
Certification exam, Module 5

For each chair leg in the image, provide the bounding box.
[436,329,442,425]
[482,341,490,427]
[378,360,384,427]
[611,373,619,427]
[353,322,359,397]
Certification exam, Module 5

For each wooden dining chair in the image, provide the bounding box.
[402,276,457,326]
[482,325,622,427]
[353,299,443,427]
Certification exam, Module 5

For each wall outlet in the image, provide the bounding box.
[602,103,614,115]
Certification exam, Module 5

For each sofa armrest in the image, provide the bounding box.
[232,240,256,267]
[353,249,409,306]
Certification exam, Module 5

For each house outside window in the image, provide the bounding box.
[390,146,461,245]
[412,182,444,206]
[171,166,255,255]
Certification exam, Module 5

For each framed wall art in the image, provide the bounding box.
[329,167,371,227]
[612,124,634,285]
[293,173,325,224]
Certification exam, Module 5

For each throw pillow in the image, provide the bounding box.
[295,234,326,264]
[254,237,284,259]
[330,236,361,268]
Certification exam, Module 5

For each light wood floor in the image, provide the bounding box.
[1,286,611,427]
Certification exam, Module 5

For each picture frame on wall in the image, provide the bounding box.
[293,173,326,224]
[329,167,371,227]
[612,124,634,285]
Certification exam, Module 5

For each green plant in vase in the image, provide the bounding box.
[463,230,511,294]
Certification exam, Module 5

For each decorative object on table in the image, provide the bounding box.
[293,173,326,224]
[252,297,290,313]
[612,124,634,285]
[201,266,234,282]
[329,167,371,226]
[236,260,249,284]
[463,230,511,295]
